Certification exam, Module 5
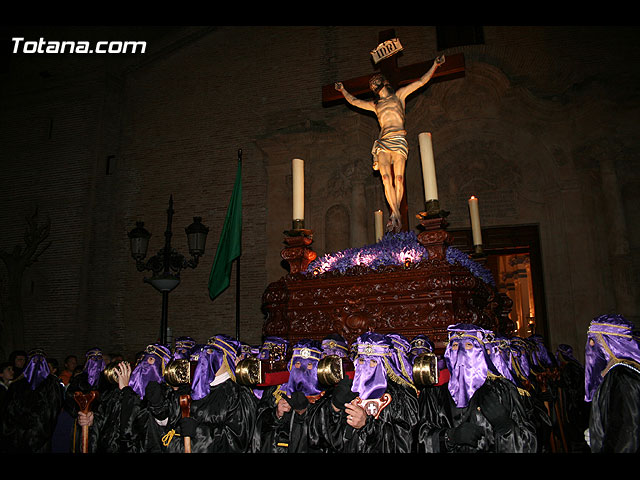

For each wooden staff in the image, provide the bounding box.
[165,359,194,453]
[179,394,192,453]
[74,390,99,453]
[554,385,569,452]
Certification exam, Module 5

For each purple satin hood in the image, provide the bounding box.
[409,334,435,363]
[386,333,415,387]
[257,336,289,362]
[508,337,532,381]
[321,334,349,358]
[129,344,171,399]
[351,332,417,400]
[486,335,517,385]
[351,332,391,400]
[84,347,106,388]
[527,334,556,369]
[23,349,50,390]
[585,314,640,402]
[283,339,323,397]
[445,324,500,408]
[190,334,241,401]
[173,336,196,360]
[556,344,581,367]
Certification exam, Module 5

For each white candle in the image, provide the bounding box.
[292,158,304,221]
[468,196,483,246]
[374,210,383,242]
[418,132,438,201]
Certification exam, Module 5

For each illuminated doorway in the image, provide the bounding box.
[448,224,548,340]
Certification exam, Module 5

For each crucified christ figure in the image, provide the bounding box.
[335,55,445,232]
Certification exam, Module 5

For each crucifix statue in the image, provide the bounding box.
[323,29,465,232]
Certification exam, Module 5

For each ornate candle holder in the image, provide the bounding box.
[421,199,450,219]
[470,244,488,264]
[416,201,452,261]
[282,220,317,275]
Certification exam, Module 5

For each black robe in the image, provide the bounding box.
[0,374,64,453]
[557,358,590,452]
[414,376,537,453]
[252,384,325,453]
[124,383,174,453]
[60,370,112,453]
[75,380,173,453]
[307,380,419,453]
[83,384,144,453]
[163,377,257,453]
[589,363,640,453]
[508,361,553,449]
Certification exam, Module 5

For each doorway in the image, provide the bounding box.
[447,224,548,341]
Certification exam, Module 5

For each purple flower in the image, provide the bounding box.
[304,232,494,286]
[445,245,495,286]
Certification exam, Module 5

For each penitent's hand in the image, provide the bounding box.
[77,411,94,427]
[116,361,132,390]
[276,398,292,419]
[344,401,367,429]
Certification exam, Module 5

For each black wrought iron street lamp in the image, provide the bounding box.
[128,195,209,345]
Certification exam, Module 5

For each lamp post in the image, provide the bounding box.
[128,195,209,345]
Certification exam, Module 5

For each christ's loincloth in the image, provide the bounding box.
[371,134,408,171]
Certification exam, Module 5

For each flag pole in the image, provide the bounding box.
[208,148,242,319]
[235,149,242,340]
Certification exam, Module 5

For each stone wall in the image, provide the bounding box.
[1,26,638,364]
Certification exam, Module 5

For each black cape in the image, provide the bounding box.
[307,379,419,453]
[0,374,64,453]
[414,375,538,453]
[589,363,640,453]
[252,384,325,453]
[163,377,257,453]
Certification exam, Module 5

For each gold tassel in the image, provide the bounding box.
[383,358,418,395]
[161,429,181,447]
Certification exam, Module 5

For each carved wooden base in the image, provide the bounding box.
[263,223,510,353]
[263,263,505,352]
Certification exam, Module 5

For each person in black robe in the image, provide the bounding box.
[172,336,196,361]
[54,347,108,453]
[0,349,64,453]
[162,334,256,453]
[253,339,327,453]
[0,362,15,415]
[526,333,569,452]
[555,343,590,452]
[502,336,553,453]
[78,343,174,453]
[124,343,175,453]
[483,334,552,452]
[414,324,537,453]
[321,333,350,359]
[250,336,289,401]
[78,358,138,453]
[308,332,419,453]
[584,314,640,453]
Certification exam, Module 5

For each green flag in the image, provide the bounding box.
[208,159,242,300]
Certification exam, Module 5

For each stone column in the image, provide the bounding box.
[600,156,637,316]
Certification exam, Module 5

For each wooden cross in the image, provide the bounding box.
[322,28,465,232]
